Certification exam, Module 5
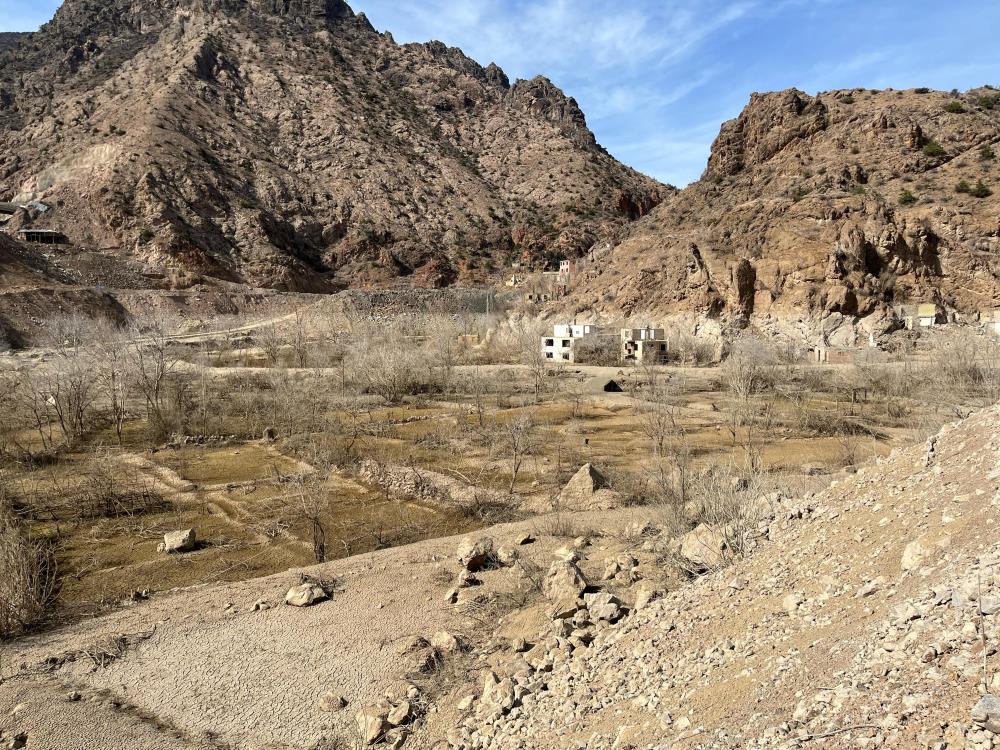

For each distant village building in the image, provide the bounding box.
[896,303,940,330]
[812,347,859,365]
[541,323,603,362]
[17,228,67,245]
[621,326,668,363]
[982,309,1000,337]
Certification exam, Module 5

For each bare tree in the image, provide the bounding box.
[1,486,57,639]
[127,318,178,439]
[500,413,534,495]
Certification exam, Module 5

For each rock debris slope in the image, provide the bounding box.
[2,406,999,750]
[431,403,1000,749]
[0,0,662,291]
[559,87,1000,322]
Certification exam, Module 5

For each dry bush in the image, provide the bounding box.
[572,335,620,365]
[0,489,56,639]
[73,451,163,521]
[688,464,768,567]
[665,330,717,366]
[928,331,1000,401]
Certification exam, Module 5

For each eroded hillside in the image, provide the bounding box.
[559,87,1000,322]
[0,0,663,291]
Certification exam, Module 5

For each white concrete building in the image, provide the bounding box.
[621,326,668,363]
[982,309,1000,337]
[541,323,603,362]
[896,303,939,330]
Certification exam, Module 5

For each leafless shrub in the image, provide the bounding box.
[0,489,57,639]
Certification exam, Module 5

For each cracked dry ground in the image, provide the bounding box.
[3,405,1000,750]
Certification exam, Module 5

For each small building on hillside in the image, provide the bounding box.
[621,326,668,363]
[896,303,940,330]
[541,323,604,362]
[17,228,67,245]
[982,309,1000,337]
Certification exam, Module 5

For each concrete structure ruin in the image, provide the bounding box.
[17,228,67,245]
[896,303,940,330]
[981,309,1000,337]
[621,326,668,363]
[541,323,604,362]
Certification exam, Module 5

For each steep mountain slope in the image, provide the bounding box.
[0,33,28,54]
[0,0,663,291]
[560,87,1000,321]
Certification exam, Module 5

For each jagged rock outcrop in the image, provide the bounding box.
[557,87,1000,322]
[0,0,662,291]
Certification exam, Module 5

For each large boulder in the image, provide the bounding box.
[160,529,196,554]
[679,524,727,571]
[356,705,390,745]
[456,536,495,572]
[284,583,328,607]
[542,560,588,601]
[972,695,1000,733]
[480,671,516,716]
[557,464,623,511]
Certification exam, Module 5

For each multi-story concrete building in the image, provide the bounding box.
[621,326,668,363]
[541,323,603,362]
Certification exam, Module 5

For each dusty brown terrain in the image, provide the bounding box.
[557,87,1000,323]
[2,395,998,750]
[0,0,662,291]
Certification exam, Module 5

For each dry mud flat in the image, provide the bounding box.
[2,404,1000,750]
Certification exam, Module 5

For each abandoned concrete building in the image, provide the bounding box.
[17,228,67,245]
[621,326,668,363]
[896,303,940,330]
[541,323,604,362]
[982,309,1000,337]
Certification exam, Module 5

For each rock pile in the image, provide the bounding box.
[441,405,1000,749]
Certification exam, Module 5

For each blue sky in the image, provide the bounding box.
[4,0,999,185]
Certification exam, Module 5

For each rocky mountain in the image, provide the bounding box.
[558,87,1000,324]
[0,33,28,54]
[0,0,663,292]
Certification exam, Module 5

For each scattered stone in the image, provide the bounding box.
[356,706,390,745]
[679,524,727,571]
[252,598,271,612]
[457,536,495,572]
[542,560,588,601]
[972,695,1000,733]
[319,692,348,712]
[634,584,662,611]
[284,583,328,607]
[456,570,479,589]
[387,700,412,727]
[159,529,196,554]
[431,631,463,653]
[495,545,518,567]
[584,592,622,622]
[901,538,930,571]
[481,671,516,715]
[783,593,804,616]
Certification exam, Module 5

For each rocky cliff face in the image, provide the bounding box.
[0,0,663,291]
[0,33,28,54]
[558,87,1000,322]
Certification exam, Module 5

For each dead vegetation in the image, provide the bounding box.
[0,307,997,637]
